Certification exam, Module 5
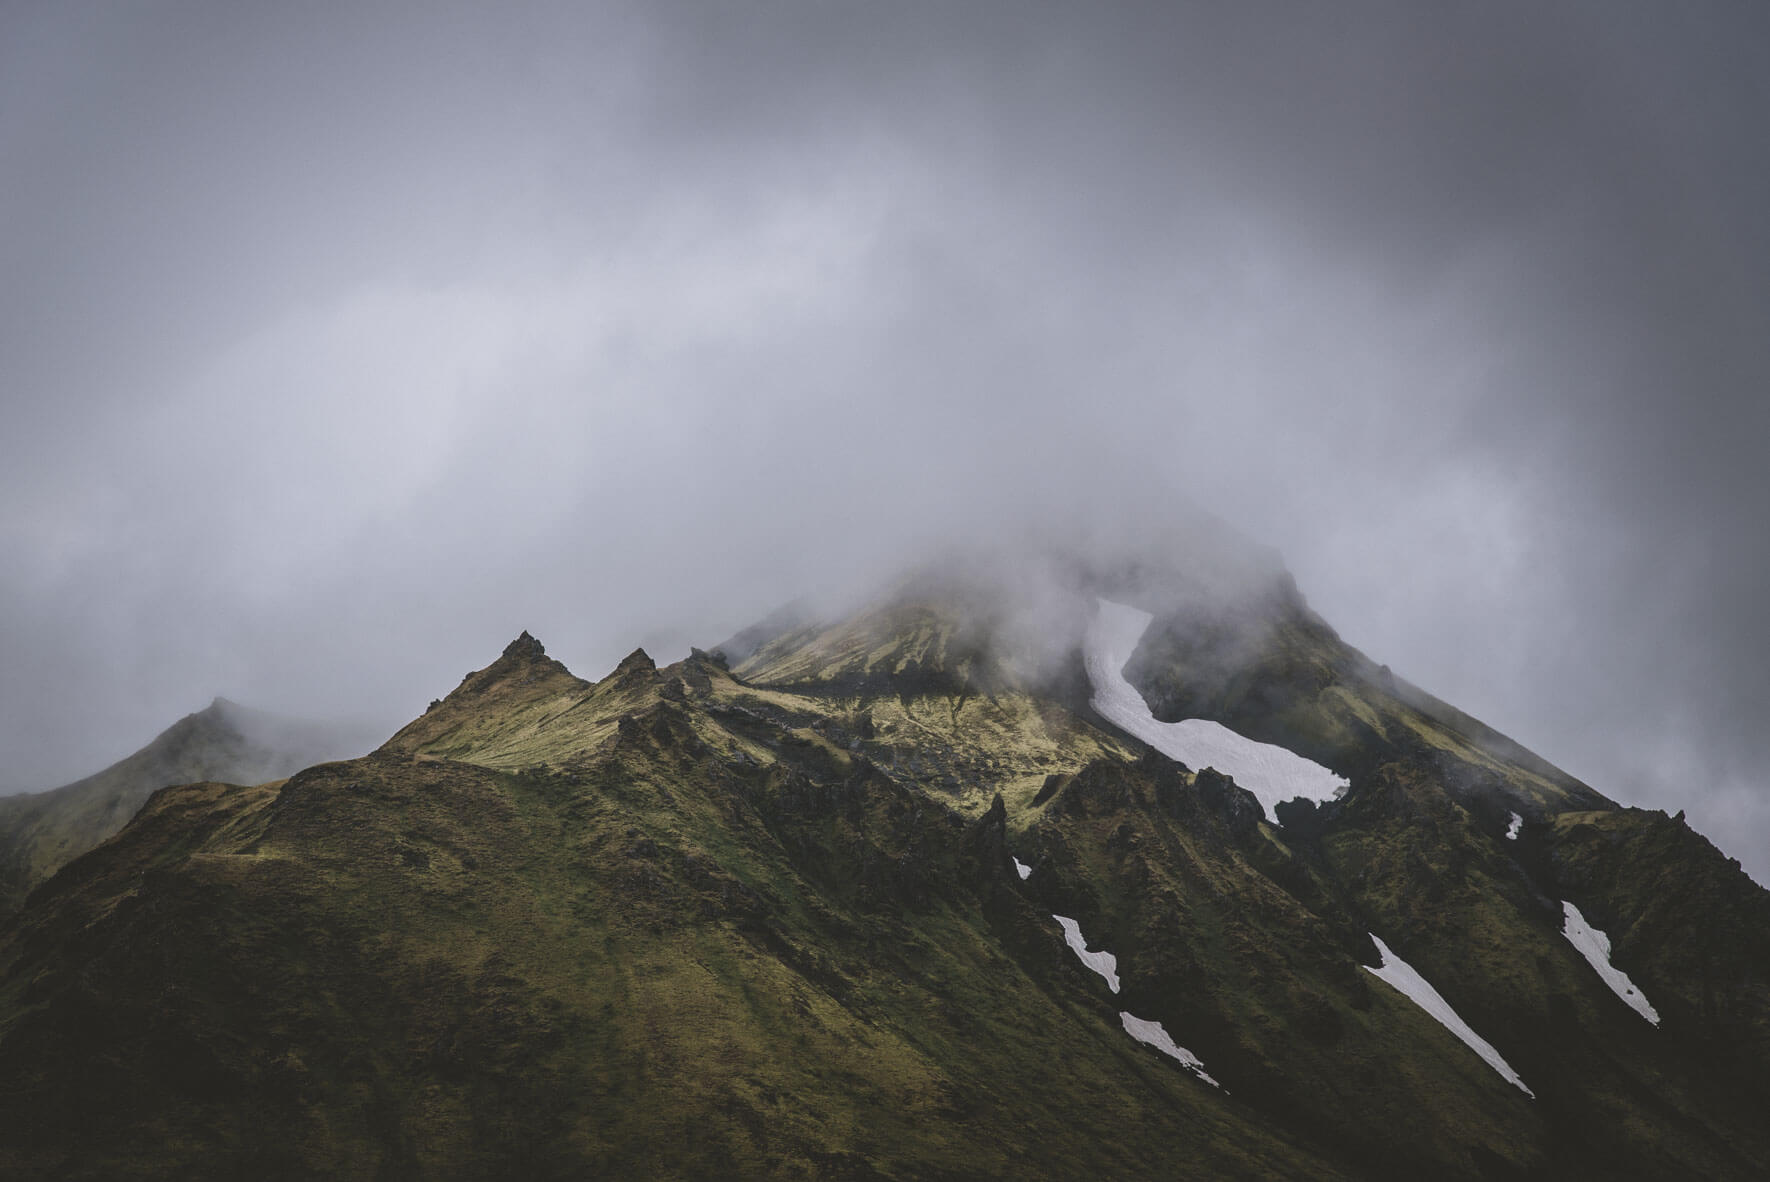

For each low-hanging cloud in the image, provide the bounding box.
[3,1,1767,880]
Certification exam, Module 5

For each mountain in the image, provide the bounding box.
[0,698,381,917]
[1,548,1766,1179]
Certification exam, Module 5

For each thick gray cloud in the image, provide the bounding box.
[4,2,1767,880]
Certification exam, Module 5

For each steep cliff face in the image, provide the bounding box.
[1,550,1765,1179]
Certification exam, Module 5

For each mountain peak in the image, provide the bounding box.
[614,647,655,674]
[183,696,243,726]
[457,630,578,695]
[377,631,592,760]
[502,631,546,661]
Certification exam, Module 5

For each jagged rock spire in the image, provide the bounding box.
[503,631,546,660]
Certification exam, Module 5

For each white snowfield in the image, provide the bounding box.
[1049,914,1219,1085]
[1084,599,1350,822]
[1053,914,1120,993]
[1119,1011,1221,1087]
[1561,902,1660,1025]
[1366,935,1534,1097]
[1014,856,1033,880]
[1506,812,1523,840]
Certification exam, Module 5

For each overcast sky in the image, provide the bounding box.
[3,2,1767,880]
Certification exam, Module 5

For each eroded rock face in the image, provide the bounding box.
[502,630,546,661]
[1191,766,1263,840]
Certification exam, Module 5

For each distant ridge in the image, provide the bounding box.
[0,698,380,914]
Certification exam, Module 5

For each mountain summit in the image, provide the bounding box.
[1,547,1766,1179]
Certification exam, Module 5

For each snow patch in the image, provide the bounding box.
[1084,598,1349,821]
[1506,812,1523,840]
[1052,914,1120,993]
[1561,902,1660,1025]
[1013,856,1032,880]
[1366,935,1534,1097]
[1119,1011,1220,1087]
[1051,914,1219,1085]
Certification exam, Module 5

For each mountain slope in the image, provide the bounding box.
[0,636,1343,1179]
[1117,570,1608,816]
[1,549,1766,1178]
[0,698,378,916]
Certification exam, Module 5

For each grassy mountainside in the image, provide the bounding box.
[2,559,1767,1178]
[0,698,377,916]
[734,572,1770,1177]
[0,637,1341,1180]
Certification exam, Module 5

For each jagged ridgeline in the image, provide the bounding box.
[2,541,1767,1180]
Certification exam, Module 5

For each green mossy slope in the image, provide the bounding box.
[4,576,1768,1180]
[0,640,1343,1180]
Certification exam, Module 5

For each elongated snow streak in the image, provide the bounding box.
[1366,935,1534,1097]
[1506,812,1523,840]
[1119,1012,1220,1087]
[1051,917,1219,1084]
[1083,599,1349,822]
[1014,856,1033,880]
[1052,914,1120,993]
[1561,902,1660,1025]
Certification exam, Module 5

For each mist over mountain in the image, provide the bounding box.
[4,537,1765,1178]
[3,9,1767,896]
[5,6,1767,1174]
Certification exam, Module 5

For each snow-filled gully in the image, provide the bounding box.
[1049,912,1220,1088]
[1084,599,1348,822]
[1052,915,1121,993]
[1073,598,1534,1099]
[1561,901,1660,1025]
[1120,1011,1221,1087]
[1366,936,1534,1097]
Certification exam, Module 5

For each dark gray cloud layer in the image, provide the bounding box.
[4,2,1767,879]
